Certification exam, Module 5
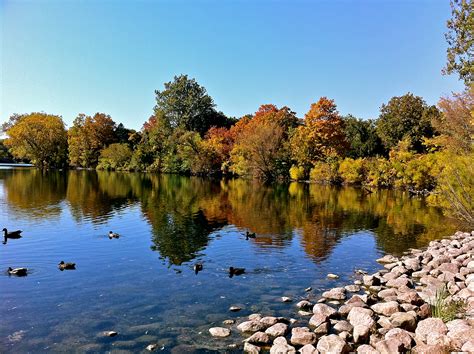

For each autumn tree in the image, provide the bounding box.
[443,0,474,85]
[433,86,474,153]
[68,112,117,168]
[203,126,236,173]
[376,93,439,152]
[291,97,348,171]
[4,112,68,168]
[231,121,286,180]
[230,105,297,180]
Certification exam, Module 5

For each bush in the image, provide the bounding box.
[365,158,394,188]
[427,152,474,226]
[309,161,341,184]
[338,158,366,185]
[97,143,132,170]
[387,139,438,191]
[289,165,306,180]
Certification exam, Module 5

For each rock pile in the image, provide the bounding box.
[208,231,474,352]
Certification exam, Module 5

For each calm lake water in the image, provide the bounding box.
[0,168,459,353]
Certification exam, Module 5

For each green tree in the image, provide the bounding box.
[0,140,14,162]
[343,115,385,158]
[376,93,439,152]
[97,143,133,170]
[443,0,474,85]
[4,112,68,168]
[154,74,229,135]
[114,123,138,148]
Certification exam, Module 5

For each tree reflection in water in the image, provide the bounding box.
[1,169,460,265]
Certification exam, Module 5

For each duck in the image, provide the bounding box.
[229,266,245,278]
[245,231,256,240]
[58,261,76,271]
[2,228,22,244]
[108,231,120,239]
[194,263,203,274]
[7,267,27,276]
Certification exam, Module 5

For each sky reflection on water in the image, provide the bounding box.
[0,169,459,352]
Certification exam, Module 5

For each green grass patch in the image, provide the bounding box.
[431,285,466,322]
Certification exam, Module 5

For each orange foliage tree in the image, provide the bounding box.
[291,97,348,171]
[433,86,474,153]
[229,105,297,179]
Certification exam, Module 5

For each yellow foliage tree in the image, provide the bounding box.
[5,112,68,168]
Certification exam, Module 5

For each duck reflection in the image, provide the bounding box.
[2,228,22,244]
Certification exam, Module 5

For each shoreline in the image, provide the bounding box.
[207,230,474,353]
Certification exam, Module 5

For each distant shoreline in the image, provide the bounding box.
[0,163,34,168]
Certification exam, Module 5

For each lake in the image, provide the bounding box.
[0,168,459,353]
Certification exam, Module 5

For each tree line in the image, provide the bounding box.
[2,77,472,223]
[0,78,452,174]
[1,0,473,224]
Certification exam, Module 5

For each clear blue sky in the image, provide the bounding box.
[0,0,465,130]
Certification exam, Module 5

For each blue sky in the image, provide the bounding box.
[1,0,465,130]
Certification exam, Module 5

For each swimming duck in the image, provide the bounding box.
[245,231,256,240]
[2,228,22,244]
[8,267,27,276]
[194,263,203,274]
[108,231,120,239]
[58,261,76,271]
[229,267,245,278]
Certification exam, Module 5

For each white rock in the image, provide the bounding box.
[290,327,316,346]
[244,342,261,353]
[370,301,400,316]
[316,334,349,353]
[103,331,118,337]
[238,320,266,333]
[415,318,448,341]
[265,323,288,337]
[209,327,231,337]
[348,307,375,329]
[270,336,296,354]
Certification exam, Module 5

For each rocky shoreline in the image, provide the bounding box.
[208,231,474,353]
